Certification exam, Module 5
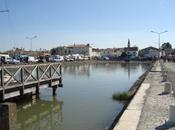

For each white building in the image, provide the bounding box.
[91,48,101,57]
[126,47,139,58]
[52,44,93,57]
[64,44,92,57]
[0,53,10,58]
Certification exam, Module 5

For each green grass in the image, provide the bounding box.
[112,92,131,101]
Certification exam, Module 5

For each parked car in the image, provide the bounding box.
[6,58,20,64]
[49,55,64,62]
[64,55,74,61]
[28,56,38,63]
[103,56,109,60]
[12,59,20,64]
[6,57,13,64]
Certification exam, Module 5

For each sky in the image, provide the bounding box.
[0,0,175,51]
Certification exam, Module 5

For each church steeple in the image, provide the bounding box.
[128,39,130,48]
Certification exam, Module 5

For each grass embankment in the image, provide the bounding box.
[112,92,132,101]
[112,62,154,101]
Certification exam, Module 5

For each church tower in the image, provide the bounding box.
[128,39,130,48]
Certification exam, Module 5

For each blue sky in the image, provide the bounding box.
[0,0,175,51]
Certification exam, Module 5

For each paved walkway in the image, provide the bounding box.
[113,61,175,130]
[164,62,175,95]
[137,61,175,130]
[113,83,150,130]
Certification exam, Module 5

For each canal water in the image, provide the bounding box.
[16,63,150,130]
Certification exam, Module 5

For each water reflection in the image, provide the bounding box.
[16,63,150,130]
[63,63,150,79]
[63,64,91,77]
[17,96,63,130]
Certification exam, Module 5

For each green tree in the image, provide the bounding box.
[50,48,57,55]
[120,52,127,57]
[161,42,172,50]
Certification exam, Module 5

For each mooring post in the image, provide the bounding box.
[0,66,5,101]
[36,83,40,95]
[52,86,57,96]
[20,67,24,96]
[0,91,4,101]
[0,102,17,130]
[36,65,40,95]
[59,65,63,87]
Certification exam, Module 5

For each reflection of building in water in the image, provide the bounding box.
[17,97,63,130]
[127,63,130,79]
[63,64,91,77]
[63,63,149,79]
[120,63,143,79]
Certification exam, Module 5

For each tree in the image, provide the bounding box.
[51,48,57,55]
[120,52,127,57]
[161,42,172,50]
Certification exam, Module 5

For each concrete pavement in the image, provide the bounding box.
[113,61,175,130]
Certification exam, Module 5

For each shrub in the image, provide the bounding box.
[112,92,131,101]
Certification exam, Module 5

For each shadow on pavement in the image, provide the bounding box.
[158,92,169,96]
[155,121,175,130]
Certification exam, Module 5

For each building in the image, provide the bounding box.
[125,47,139,58]
[91,48,101,57]
[0,53,9,58]
[100,48,114,57]
[51,44,93,57]
[51,46,66,56]
[125,39,139,58]
[65,44,92,56]
[139,47,159,58]
[113,48,125,57]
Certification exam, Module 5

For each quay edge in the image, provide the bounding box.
[108,61,155,130]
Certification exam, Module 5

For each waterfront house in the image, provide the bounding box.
[51,44,93,57]
[139,46,159,58]
[65,44,92,57]
[99,48,125,58]
[100,48,114,57]
[51,46,66,56]
[91,48,101,57]
[123,47,139,59]
[113,48,125,57]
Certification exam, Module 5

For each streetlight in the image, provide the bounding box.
[26,35,37,51]
[151,30,168,49]
[151,30,168,57]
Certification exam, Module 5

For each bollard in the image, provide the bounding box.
[164,82,172,94]
[0,102,17,130]
[162,74,167,82]
[169,105,175,124]
[161,71,166,77]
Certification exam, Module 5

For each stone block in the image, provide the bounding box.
[0,102,17,130]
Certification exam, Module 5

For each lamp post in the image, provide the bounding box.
[26,35,37,51]
[151,30,168,57]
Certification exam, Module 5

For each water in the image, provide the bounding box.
[17,63,150,130]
